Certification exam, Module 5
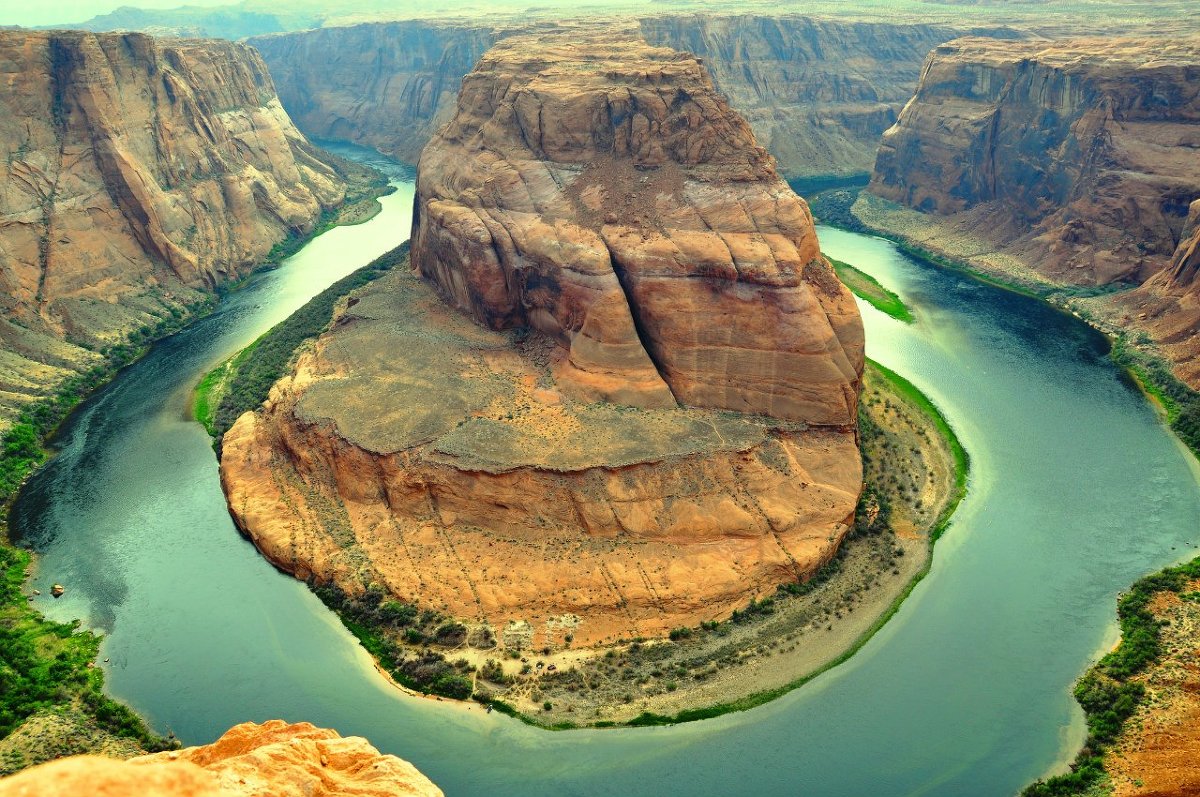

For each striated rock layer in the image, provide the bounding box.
[0,30,347,427]
[0,720,442,797]
[250,17,1017,180]
[221,32,864,648]
[1113,199,1200,385]
[411,31,864,424]
[869,36,1200,287]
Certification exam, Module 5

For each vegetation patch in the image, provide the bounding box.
[198,242,410,442]
[0,546,175,774]
[826,254,914,323]
[1109,335,1200,460]
[1024,556,1200,796]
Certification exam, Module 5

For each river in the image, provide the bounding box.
[11,155,1200,795]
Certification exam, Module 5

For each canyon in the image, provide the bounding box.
[860,36,1200,387]
[0,721,441,797]
[0,30,355,429]
[219,29,865,650]
[248,16,1008,182]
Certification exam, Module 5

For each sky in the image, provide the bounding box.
[2,0,232,28]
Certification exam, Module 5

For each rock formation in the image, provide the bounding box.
[869,36,1200,287]
[250,17,1016,180]
[411,30,863,423]
[250,22,497,166]
[220,31,863,648]
[637,16,1018,181]
[1112,199,1200,385]
[0,720,442,797]
[0,30,348,428]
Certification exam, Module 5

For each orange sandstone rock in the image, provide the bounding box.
[411,30,864,425]
[220,30,863,650]
[0,721,441,797]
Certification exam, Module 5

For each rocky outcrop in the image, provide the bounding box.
[412,30,864,424]
[869,36,1200,286]
[220,31,863,649]
[250,17,1016,181]
[1111,199,1200,385]
[0,720,442,797]
[0,31,348,427]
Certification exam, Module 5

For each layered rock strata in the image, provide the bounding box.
[250,17,1016,180]
[0,31,347,427]
[221,33,864,648]
[411,32,864,424]
[1112,199,1200,385]
[0,720,442,797]
[869,37,1200,287]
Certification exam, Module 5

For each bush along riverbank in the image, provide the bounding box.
[0,150,395,774]
[301,354,968,730]
[1023,556,1200,796]
[194,242,411,443]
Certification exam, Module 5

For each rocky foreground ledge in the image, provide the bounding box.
[221,27,864,651]
[0,721,441,797]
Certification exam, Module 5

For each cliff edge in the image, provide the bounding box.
[0,720,441,797]
[0,31,350,428]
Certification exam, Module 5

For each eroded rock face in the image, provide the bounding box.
[251,17,1017,180]
[1113,199,1200,385]
[869,36,1200,286]
[250,22,498,166]
[0,31,347,427]
[0,720,441,797]
[222,28,864,650]
[637,16,1017,180]
[411,31,864,425]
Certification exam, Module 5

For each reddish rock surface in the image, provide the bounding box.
[0,721,441,797]
[251,16,1010,181]
[220,30,863,650]
[412,30,864,424]
[1114,199,1200,385]
[869,36,1200,287]
[0,30,348,428]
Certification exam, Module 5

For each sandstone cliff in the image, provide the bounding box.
[250,22,498,166]
[220,31,863,649]
[0,720,441,797]
[1112,199,1200,385]
[637,15,1016,181]
[0,31,348,427]
[250,16,1014,181]
[868,37,1200,287]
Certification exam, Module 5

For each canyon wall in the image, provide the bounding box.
[868,37,1200,287]
[250,16,1012,180]
[221,30,863,648]
[250,22,498,165]
[0,720,441,797]
[0,30,348,428]
[637,15,1012,181]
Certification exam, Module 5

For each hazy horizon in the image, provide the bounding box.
[4,0,236,28]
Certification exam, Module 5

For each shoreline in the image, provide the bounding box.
[807,186,1200,795]
[312,357,968,730]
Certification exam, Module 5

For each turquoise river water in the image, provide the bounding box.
[11,155,1200,795]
